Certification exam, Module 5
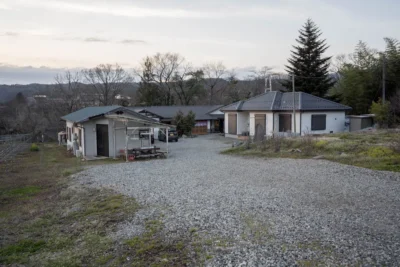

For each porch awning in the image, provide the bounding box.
[105,114,175,128]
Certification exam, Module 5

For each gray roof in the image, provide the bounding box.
[61,106,158,123]
[128,105,224,120]
[221,92,351,112]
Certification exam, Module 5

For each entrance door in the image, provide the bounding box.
[255,114,266,140]
[279,114,292,132]
[96,124,109,157]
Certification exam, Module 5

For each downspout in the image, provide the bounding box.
[125,123,128,163]
[113,120,116,159]
[300,112,302,136]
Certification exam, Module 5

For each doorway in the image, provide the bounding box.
[279,114,292,132]
[96,124,109,157]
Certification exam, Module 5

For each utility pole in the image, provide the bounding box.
[382,54,386,104]
[292,74,296,135]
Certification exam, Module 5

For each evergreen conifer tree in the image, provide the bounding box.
[283,19,335,97]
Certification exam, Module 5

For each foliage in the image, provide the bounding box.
[370,99,393,127]
[363,146,394,158]
[283,19,335,97]
[332,38,400,116]
[173,110,196,136]
[172,69,206,105]
[136,57,165,106]
[30,143,39,152]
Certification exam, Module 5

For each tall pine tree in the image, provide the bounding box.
[284,19,335,97]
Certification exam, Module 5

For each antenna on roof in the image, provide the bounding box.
[265,75,273,93]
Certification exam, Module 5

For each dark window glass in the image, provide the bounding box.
[311,115,326,131]
[279,114,292,132]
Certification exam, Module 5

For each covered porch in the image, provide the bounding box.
[104,113,175,161]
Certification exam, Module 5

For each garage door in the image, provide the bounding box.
[192,121,208,135]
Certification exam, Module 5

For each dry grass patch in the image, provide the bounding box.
[222,130,400,172]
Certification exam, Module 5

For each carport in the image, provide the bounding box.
[105,113,175,162]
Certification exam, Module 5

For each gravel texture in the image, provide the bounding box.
[76,135,400,266]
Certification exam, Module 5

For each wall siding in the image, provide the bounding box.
[301,111,345,134]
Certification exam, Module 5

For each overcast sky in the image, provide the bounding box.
[0,0,399,84]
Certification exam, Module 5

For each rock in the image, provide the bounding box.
[340,152,348,157]
[313,155,325,159]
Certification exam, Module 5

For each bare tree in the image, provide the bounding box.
[134,53,184,105]
[83,64,132,106]
[172,64,205,105]
[202,62,227,104]
[54,70,82,113]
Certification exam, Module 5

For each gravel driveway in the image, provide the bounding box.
[77,135,400,266]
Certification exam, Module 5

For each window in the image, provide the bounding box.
[228,114,237,134]
[311,115,326,131]
[279,114,292,132]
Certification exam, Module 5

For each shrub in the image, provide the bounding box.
[315,140,328,149]
[300,134,315,156]
[364,146,394,158]
[370,99,393,128]
[30,144,39,152]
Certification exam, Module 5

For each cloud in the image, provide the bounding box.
[120,39,148,45]
[4,0,302,20]
[84,37,109,43]
[0,3,11,10]
[1,32,19,37]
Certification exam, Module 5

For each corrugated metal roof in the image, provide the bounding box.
[61,106,120,122]
[221,92,351,112]
[128,105,224,120]
[61,106,161,124]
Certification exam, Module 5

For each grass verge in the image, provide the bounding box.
[222,130,400,172]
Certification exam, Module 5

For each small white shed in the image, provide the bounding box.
[61,106,174,160]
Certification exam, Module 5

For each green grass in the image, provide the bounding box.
[0,143,210,266]
[0,240,46,264]
[223,130,400,172]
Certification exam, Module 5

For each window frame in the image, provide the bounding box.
[311,114,327,131]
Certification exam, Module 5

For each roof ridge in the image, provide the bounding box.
[271,91,279,109]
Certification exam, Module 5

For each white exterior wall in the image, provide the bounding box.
[81,118,110,157]
[237,112,249,135]
[301,111,346,135]
[224,113,229,134]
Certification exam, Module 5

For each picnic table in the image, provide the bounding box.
[128,146,165,159]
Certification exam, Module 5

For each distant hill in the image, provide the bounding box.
[0,83,140,103]
[0,84,51,103]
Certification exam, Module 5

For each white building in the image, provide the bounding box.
[61,106,172,159]
[221,92,352,138]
